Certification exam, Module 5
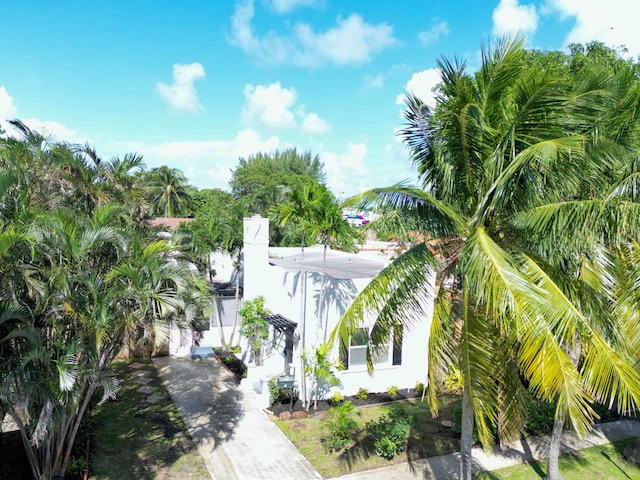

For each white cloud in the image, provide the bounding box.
[545,0,640,56]
[492,0,538,37]
[320,143,367,194]
[363,73,384,90]
[0,87,17,124]
[395,69,441,108]
[229,0,396,67]
[269,0,321,14]
[242,82,297,129]
[301,113,330,134]
[110,129,280,190]
[418,20,449,46]
[156,63,206,113]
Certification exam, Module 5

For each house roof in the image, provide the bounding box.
[145,217,194,231]
[264,314,297,332]
[268,245,390,280]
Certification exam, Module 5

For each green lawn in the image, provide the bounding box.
[475,438,640,479]
[275,396,460,478]
[89,359,210,480]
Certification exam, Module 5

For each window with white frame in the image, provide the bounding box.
[340,326,402,370]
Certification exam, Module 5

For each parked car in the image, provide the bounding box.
[346,214,370,227]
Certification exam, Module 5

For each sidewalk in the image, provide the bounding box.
[333,419,640,479]
[153,356,322,480]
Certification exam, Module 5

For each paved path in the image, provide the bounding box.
[153,356,322,480]
[333,419,640,479]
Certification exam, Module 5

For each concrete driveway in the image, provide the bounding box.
[153,356,322,480]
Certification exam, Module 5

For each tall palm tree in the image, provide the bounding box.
[314,188,361,341]
[146,165,191,217]
[332,37,640,480]
[270,181,325,406]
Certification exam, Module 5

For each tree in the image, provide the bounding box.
[270,180,327,406]
[238,295,271,366]
[0,127,199,480]
[145,165,192,217]
[230,148,326,246]
[315,188,362,341]
[332,37,640,480]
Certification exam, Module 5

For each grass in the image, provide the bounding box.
[475,438,640,480]
[275,395,460,478]
[89,358,210,480]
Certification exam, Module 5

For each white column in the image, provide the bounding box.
[243,215,270,302]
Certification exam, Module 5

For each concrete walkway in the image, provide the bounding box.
[153,356,322,480]
[333,419,640,479]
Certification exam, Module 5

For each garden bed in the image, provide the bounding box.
[269,388,425,417]
[213,347,247,383]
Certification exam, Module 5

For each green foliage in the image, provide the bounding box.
[414,381,425,394]
[386,385,399,397]
[524,397,557,436]
[329,391,344,405]
[356,388,368,400]
[443,366,463,394]
[303,341,342,410]
[230,148,326,246]
[238,296,271,364]
[230,345,242,354]
[321,401,361,453]
[365,411,412,460]
[0,123,200,480]
[268,376,299,405]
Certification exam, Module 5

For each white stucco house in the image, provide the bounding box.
[169,215,435,407]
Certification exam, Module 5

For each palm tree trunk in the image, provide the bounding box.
[460,384,475,480]
[229,257,241,346]
[213,297,226,347]
[320,243,328,342]
[299,233,307,409]
[546,415,564,480]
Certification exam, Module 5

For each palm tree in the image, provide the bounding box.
[270,181,325,407]
[146,165,191,217]
[314,188,361,341]
[332,37,640,480]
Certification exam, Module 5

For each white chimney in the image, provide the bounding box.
[243,215,269,301]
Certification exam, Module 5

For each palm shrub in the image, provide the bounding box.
[303,341,342,410]
[321,400,361,453]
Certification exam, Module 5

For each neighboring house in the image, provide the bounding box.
[170,215,435,408]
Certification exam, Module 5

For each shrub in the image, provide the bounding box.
[268,376,299,406]
[414,381,425,394]
[366,411,412,460]
[356,387,368,400]
[525,397,556,436]
[329,391,344,405]
[387,385,399,397]
[322,401,361,453]
[230,345,242,354]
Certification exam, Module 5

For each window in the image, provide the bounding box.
[339,326,402,370]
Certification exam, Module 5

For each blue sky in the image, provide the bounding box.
[2,0,639,198]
